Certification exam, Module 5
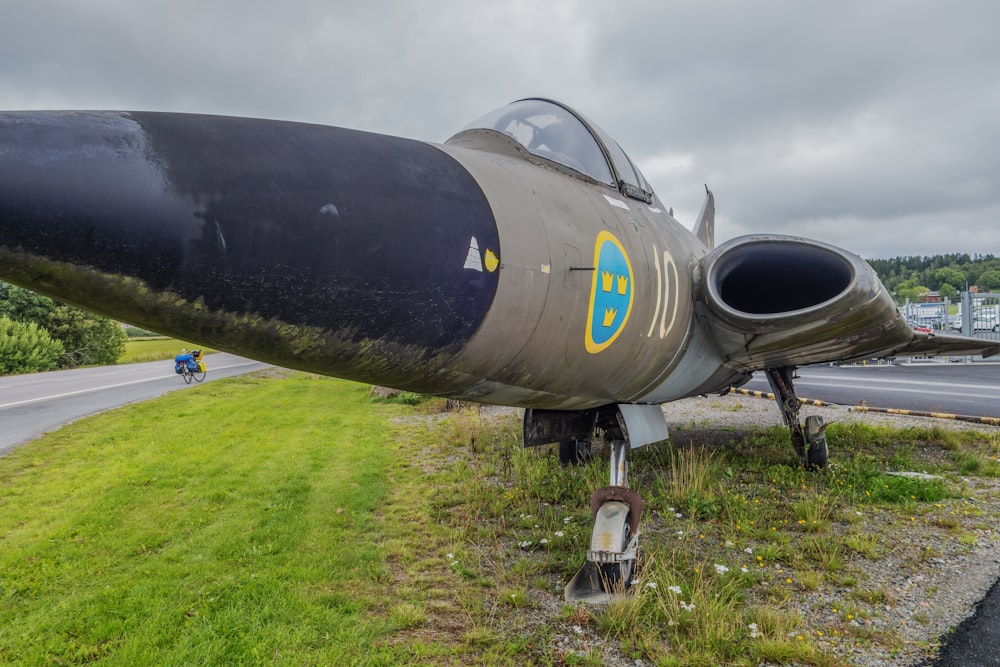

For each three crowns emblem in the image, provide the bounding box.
[585,231,634,354]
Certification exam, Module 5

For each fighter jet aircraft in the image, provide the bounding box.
[1,98,997,601]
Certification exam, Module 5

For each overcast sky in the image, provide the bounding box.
[2,0,998,259]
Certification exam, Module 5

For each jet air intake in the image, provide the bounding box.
[697,235,911,370]
[714,241,852,314]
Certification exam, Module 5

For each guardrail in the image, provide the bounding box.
[728,387,1000,426]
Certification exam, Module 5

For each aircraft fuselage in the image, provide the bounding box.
[0,110,740,410]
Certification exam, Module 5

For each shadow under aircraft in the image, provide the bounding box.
[1,98,997,601]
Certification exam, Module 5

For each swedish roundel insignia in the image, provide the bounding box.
[585,230,634,354]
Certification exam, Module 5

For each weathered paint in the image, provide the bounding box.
[0,111,500,392]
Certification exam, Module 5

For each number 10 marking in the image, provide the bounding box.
[647,245,679,339]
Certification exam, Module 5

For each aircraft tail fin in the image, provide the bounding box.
[692,185,715,249]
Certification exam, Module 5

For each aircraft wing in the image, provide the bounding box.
[887,330,1000,360]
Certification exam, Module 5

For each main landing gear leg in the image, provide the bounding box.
[565,436,643,603]
[764,366,829,470]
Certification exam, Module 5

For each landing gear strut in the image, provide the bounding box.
[565,435,643,603]
[524,405,666,603]
[765,366,828,469]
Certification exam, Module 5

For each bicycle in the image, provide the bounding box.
[174,349,207,383]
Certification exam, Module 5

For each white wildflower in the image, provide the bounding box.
[744,547,753,555]
[555,531,564,537]
[749,622,761,639]
[680,601,696,612]
[668,585,682,595]
[714,564,730,575]
[540,538,548,545]
[519,540,532,548]
[645,582,657,590]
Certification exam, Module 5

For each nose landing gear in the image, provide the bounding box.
[565,439,643,603]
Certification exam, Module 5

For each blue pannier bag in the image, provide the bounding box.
[175,353,193,373]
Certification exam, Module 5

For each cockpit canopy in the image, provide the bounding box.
[455,98,654,203]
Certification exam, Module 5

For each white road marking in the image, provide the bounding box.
[0,360,262,409]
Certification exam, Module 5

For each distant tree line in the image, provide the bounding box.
[867,254,1000,303]
[0,282,127,375]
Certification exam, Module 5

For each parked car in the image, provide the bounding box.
[951,315,1000,332]
[976,318,1000,332]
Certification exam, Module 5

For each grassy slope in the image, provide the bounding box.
[0,372,427,665]
[3,370,1000,665]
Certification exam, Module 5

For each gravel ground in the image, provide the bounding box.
[536,393,1000,667]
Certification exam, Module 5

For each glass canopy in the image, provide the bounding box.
[457,98,654,203]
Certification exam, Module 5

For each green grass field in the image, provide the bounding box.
[0,372,449,664]
[119,338,213,364]
[2,370,999,665]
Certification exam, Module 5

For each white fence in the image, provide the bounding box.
[902,292,1000,340]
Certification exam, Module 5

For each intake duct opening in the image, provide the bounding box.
[698,235,910,370]
[713,241,854,314]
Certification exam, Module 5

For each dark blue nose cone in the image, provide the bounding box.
[0,111,501,388]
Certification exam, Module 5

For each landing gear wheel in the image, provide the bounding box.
[599,515,633,590]
[559,439,591,466]
[804,415,828,470]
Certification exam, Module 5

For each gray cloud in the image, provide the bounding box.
[3,0,999,258]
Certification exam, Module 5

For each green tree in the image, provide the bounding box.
[0,316,64,374]
[895,279,931,303]
[931,267,966,291]
[0,282,127,368]
[939,283,958,301]
[0,282,55,322]
[46,305,128,367]
[977,270,1000,292]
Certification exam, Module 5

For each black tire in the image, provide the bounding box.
[558,439,590,466]
[182,370,193,384]
[194,370,206,382]
[804,415,828,470]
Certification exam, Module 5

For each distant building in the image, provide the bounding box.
[921,291,943,303]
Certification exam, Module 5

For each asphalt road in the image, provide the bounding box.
[741,361,1000,419]
[0,352,270,454]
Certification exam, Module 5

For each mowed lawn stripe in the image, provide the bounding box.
[0,372,413,665]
